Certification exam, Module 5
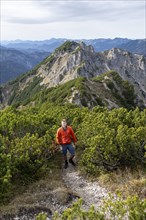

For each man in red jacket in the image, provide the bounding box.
[56,119,77,169]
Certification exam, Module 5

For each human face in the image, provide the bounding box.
[61,121,67,128]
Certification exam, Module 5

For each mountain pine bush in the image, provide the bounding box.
[36,195,146,220]
[0,104,145,202]
[78,107,146,174]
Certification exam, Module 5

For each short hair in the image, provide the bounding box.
[62,119,67,122]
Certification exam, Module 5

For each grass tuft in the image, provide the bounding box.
[98,167,146,199]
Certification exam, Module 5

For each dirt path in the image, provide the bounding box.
[62,163,109,210]
[0,162,110,220]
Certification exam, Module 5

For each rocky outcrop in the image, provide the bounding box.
[96,48,146,104]
[36,42,146,105]
[37,41,100,87]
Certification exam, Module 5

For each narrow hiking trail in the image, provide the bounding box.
[62,163,109,210]
[0,162,110,220]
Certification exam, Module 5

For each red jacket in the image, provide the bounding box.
[56,126,77,145]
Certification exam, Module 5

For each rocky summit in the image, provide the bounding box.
[37,41,98,87]
[36,41,146,105]
[0,41,146,108]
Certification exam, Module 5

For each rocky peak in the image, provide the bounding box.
[37,41,98,87]
[79,41,95,54]
[35,42,146,105]
[53,41,95,59]
[55,41,79,54]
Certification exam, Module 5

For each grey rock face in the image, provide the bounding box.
[99,48,146,103]
[36,42,146,105]
[37,42,100,87]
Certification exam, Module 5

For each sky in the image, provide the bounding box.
[1,0,146,41]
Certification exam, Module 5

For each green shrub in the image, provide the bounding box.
[51,195,146,220]
[78,107,146,174]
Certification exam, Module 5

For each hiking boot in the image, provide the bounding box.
[64,161,68,169]
[69,158,76,166]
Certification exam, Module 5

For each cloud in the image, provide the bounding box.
[2,0,145,24]
[1,0,145,40]
[32,0,145,21]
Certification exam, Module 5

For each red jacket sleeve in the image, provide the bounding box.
[69,126,77,143]
[56,128,61,144]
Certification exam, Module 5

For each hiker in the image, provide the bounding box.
[56,119,77,169]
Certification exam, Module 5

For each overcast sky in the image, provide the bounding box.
[1,0,146,41]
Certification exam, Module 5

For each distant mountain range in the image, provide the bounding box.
[83,38,136,53]
[1,38,145,84]
[1,38,66,53]
[1,41,146,109]
[0,46,50,84]
[1,38,146,55]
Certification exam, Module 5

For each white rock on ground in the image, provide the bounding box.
[62,164,109,210]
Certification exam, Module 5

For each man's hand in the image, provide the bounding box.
[72,142,76,148]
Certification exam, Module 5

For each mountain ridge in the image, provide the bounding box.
[35,41,146,105]
[1,38,145,85]
[1,37,145,55]
[0,41,145,109]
